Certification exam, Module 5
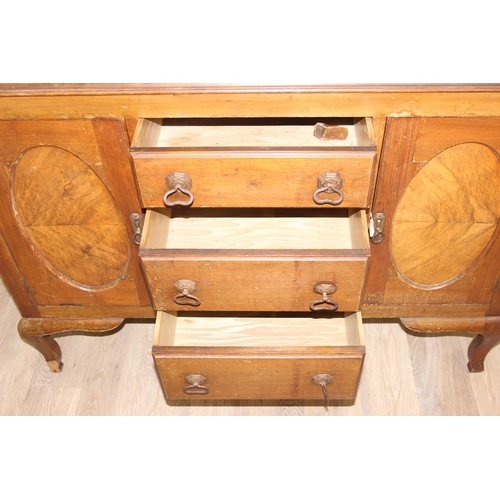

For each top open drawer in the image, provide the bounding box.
[130,117,377,209]
[132,117,376,149]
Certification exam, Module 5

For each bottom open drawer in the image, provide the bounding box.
[152,311,365,402]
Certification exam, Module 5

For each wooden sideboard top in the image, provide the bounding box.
[2,83,500,94]
[1,84,500,119]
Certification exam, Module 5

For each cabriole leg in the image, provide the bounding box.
[18,318,124,372]
[401,317,500,373]
[467,318,500,372]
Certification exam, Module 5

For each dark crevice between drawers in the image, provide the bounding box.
[174,311,356,319]
[160,117,360,127]
[170,207,350,218]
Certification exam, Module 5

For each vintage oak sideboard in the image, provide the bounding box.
[1,84,500,404]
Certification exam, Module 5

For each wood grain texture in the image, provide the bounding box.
[18,317,124,372]
[153,311,364,401]
[367,117,387,209]
[413,117,500,162]
[392,143,500,288]
[140,208,368,312]
[154,348,364,401]
[164,215,354,250]
[3,86,500,414]
[12,145,130,288]
[131,118,162,147]
[124,118,139,146]
[0,119,153,315]
[0,232,38,318]
[362,118,420,309]
[155,311,363,347]
[2,278,498,415]
[3,84,500,94]
[362,117,500,316]
[91,119,153,308]
[132,152,375,209]
[141,254,367,312]
[2,85,500,119]
[0,120,102,165]
[488,279,500,316]
[154,122,362,148]
[36,305,154,319]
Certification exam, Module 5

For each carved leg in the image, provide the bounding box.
[400,317,500,373]
[18,318,124,372]
[467,318,500,372]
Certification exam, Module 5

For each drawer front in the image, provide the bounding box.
[154,347,365,400]
[132,153,376,208]
[152,311,365,401]
[141,253,367,312]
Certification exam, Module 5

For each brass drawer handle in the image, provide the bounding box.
[163,172,194,207]
[312,374,334,405]
[173,279,201,307]
[310,281,339,312]
[184,374,209,395]
[313,172,344,206]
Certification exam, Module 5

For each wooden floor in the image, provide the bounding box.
[1,276,500,416]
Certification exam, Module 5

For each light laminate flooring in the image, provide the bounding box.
[1,277,500,416]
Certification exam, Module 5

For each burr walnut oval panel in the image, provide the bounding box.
[11,146,130,289]
[391,142,500,289]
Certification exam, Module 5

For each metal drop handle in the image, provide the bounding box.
[313,172,344,206]
[130,213,144,245]
[312,374,334,405]
[310,281,339,312]
[183,374,209,395]
[173,279,201,307]
[163,172,194,207]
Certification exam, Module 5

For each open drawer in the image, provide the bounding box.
[152,311,365,401]
[130,117,377,208]
[139,208,370,312]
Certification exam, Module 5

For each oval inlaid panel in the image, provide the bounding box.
[12,146,129,289]
[392,142,500,288]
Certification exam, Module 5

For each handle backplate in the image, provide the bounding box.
[312,373,335,405]
[183,374,209,395]
[310,280,339,312]
[313,173,344,206]
[173,279,201,307]
[163,172,194,207]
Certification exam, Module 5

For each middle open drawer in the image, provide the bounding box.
[139,208,369,312]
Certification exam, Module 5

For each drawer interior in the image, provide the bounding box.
[154,311,364,348]
[131,117,376,149]
[141,208,370,252]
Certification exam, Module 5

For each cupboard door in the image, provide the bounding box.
[363,117,500,318]
[0,119,153,319]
